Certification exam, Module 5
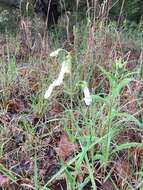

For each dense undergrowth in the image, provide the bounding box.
[0,4,143,190]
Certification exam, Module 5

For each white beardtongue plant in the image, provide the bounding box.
[44,48,92,106]
[80,81,92,106]
[44,49,71,99]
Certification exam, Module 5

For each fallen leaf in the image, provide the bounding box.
[55,133,77,160]
[0,174,10,187]
[116,160,130,179]
[115,160,131,189]
[102,179,116,190]
[7,99,25,114]
[132,147,143,168]
[50,179,67,190]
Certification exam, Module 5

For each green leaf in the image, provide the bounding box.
[0,163,17,183]
[112,142,143,154]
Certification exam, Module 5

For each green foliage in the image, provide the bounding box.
[0,57,17,101]
[0,7,18,33]
[110,0,143,23]
[0,163,17,183]
[0,0,34,33]
[0,1,142,190]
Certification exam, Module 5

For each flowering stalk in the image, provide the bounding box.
[44,51,71,99]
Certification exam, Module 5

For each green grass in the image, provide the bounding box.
[0,15,143,190]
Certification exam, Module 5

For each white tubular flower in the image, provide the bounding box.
[54,55,71,86]
[83,86,92,106]
[54,65,66,86]
[61,61,71,74]
[44,82,55,99]
[80,81,92,106]
[44,53,72,99]
[49,49,62,57]
[62,54,72,74]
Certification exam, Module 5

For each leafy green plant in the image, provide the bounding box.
[0,56,17,101]
[0,2,142,189]
[0,163,17,183]
[31,92,49,118]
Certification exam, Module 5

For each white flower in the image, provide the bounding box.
[83,86,92,106]
[54,65,65,86]
[80,81,92,106]
[61,60,71,74]
[44,82,55,99]
[49,49,62,57]
[44,54,72,99]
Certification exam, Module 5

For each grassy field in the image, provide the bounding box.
[0,8,143,190]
